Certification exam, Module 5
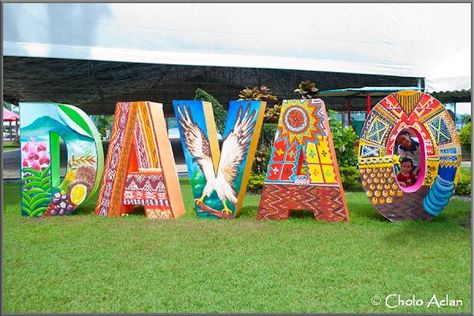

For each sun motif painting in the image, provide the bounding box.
[174,100,265,219]
[358,90,462,221]
[278,100,322,145]
[257,99,349,221]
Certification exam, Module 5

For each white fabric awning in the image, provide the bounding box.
[3,3,471,92]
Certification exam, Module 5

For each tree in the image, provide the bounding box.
[459,114,471,127]
[194,88,227,134]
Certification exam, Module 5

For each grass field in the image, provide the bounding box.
[2,179,471,313]
[2,142,19,152]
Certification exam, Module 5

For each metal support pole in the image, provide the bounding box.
[454,101,457,127]
[15,120,19,141]
[366,93,371,114]
[346,97,351,126]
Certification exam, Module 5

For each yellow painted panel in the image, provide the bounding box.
[306,143,319,163]
[308,163,324,183]
[317,136,333,164]
[322,165,337,183]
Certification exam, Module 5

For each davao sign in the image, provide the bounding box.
[18,92,460,221]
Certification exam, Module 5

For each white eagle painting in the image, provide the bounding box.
[177,104,257,216]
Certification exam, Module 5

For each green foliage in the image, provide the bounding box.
[339,166,363,191]
[459,114,471,127]
[90,115,114,138]
[459,122,471,151]
[455,182,471,196]
[455,167,471,196]
[328,110,358,167]
[264,103,281,123]
[294,80,319,99]
[252,146,272,174]
[252,123,276,176]
[259,123,278,148]
[194,88,227,134]
[247,172,266,194]
[238,85,278,102]
[21,166,51,217]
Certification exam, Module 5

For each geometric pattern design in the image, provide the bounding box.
[122,172,170,212]
[95,101,183,219]
[258,98,349,221]
[96,102,134,217]
[427,116,452,144]
[358,91,462,221]
[360,144,381,158]
[423,158,439,186]
[395,90,423,116]
[257,184,348,221]
[367,119,389,144]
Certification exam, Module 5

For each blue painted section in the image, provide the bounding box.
[423,175,456,217]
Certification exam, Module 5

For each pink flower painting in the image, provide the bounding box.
[21,138,51,172]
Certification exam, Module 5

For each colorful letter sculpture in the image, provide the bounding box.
[358,91,462,221]
[173,100,265,219]
[95,102,185,219]
[257,99,349,221]
[20,102,104,217]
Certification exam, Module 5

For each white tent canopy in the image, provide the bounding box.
[3,3,471,92]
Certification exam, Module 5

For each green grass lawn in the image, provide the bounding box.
[2,141,19,152]
[2,179,471,313]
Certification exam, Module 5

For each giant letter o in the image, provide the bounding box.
[358,91,461,221]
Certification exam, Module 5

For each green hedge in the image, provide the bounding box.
[455,168,471,196]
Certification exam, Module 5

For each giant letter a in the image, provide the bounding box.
[257,99,349,221]
[95,102,185,219]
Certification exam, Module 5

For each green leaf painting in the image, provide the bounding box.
[21,166,52,217]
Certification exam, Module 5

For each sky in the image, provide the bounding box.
[3,3,471,92]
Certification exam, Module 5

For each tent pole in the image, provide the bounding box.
[366,94,371,114]
[346,97,351,126]
[454,101,457,127]
[15,119,19,141]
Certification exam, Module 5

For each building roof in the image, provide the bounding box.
[4,57,420,115]
[318,87,423,98]
[430,89,471,103]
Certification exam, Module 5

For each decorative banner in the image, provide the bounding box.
[257,99,349,221]
[173,100,266,219]
[358,91,462,221]
[19,102,104,217]
[95,101,185,219]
